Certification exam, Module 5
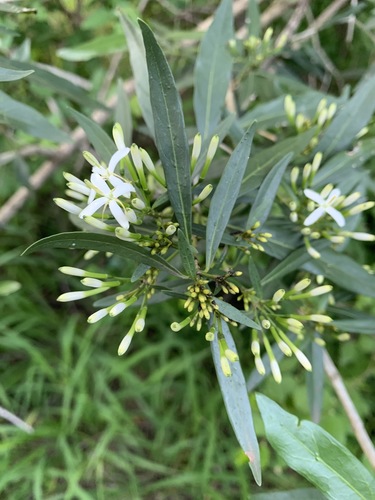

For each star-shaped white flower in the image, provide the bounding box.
[303,188,345,227]
[79,174,135,229]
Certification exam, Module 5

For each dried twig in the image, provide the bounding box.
[323,349,375,469]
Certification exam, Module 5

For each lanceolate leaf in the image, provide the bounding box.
[246,153,292,229]
[206,125,255,269]
[0,66,33,82]
[317,72,375,157]
[257,395,375,499]
[139,20,192,240]
[304,250,375,298]
[68,108,116,164]
[214,298,260,330]
[211,321,261,485]
[193,0,234,140]
[22,232,186,278]
[252,489,324,500]
[306,340,324,423]
[240,128,317,195]
[177,229,196,279]
[119,14,154,138]
[0,90,69,143]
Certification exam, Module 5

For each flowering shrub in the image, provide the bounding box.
[24,1,375,495]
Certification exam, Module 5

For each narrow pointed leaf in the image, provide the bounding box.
[304,250,375,298]
[194,0,234,139]
[253,489,324,500]
[211,321,261,485]
[119,14,154,138]
[206,125,255,269]
[240,128,317,195]
[317,72,375,156]
[247,0,261,37]
[257,394,375,499]
[115,78,133,146]
[214,298,260,330]
[0,67,33,81]
[177,229,196,279]
[246,153,292,228]
[139,20,192,240]
[22,232,186,278]
[67,108,116,164]
[306,340,324,423]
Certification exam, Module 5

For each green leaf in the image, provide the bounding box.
[0,56,103,110]
[246,153,292,228]
[306,340,324,423]
[0,90,69,143]
[304,250,375,298]
[317,72,375,156]
[67,108,116,164]
[177,229,196,279]
[139,20,192,240]
[240,128,317,195]
[257,394,375,499]
[118,14,154,138]
[247,0,261,38]
[0,66,33,81]
[206,125,255,269]
[214,298,261,330]
[193,0,234,140]
[329,307,375,335]
[57,34,125,61]
[115,78,132,146]
[261,241,329,286]
[211,321,261,485]
[22,232,186,278]
[248,254,262,298]
[252,489,324,500]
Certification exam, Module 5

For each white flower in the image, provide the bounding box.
[79,174,135,229]
[303,188,345,227]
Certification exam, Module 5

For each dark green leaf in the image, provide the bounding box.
[317,72,375,156]
[240,128,317,195]
[248,254,262,298]
[67,108,116,164]
[206,125,255,269]
[193,0,234,140]
[306,340,324,423]
[211,321,261,485]
[22,232,186,278]
[119,14,154,138]
[261,241,329,286]
[215,298,260,330]
[139,20,192,240]
[0,90,69,143]
[247,0,261,38]
[0,66,33,81]
[304,250,375,298]
[246,153,292,228]
[177,229,196,279]
[257,394,375,499]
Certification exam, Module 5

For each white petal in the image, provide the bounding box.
[303,207,325,226]
[113,181,135,198]
[79,197,107,218]
[91,173,110,195]
[54,198,81,215]
[326,206,346,227]
[108,147,130,172]
[109,200,129,229]
[304,189,324,204]
[327,188,341,203]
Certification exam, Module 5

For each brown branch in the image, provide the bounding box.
[323,349,375,470]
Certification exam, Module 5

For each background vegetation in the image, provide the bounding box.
[0,1,374,498]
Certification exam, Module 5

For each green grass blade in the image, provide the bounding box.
[22,232,186,278]
[139,20,192,240]
[246,153,292,229]
[211,320,261,485]
[257,394,375,499]
[206,125,255,269]
[193,0,234,140]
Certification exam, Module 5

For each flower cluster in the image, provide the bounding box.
[286,152,375,258]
